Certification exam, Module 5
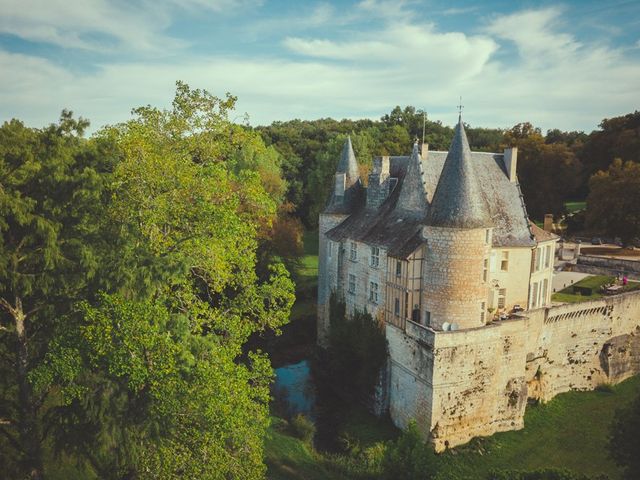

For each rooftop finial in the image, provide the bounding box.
[457,96,464,121]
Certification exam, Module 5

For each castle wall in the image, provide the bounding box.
[386,290,640,452]
[339,239,387,322]
[524,291,640,402]
[317,213,348,345]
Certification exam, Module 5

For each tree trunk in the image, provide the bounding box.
[13,296,44,480]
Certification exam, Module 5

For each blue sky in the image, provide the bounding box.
[1,0,639,132]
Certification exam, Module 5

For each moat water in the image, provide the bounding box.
[273,358,351,451]
[273,360,316,419]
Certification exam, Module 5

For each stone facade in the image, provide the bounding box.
[317,119,640,451]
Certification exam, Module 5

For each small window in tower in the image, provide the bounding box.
[348,274,356,294]
[369,282,379,304]
[425,310,431,326]
[370,246,380,267]
[396,260,402,277]
[394,298,400,316]
[501,251,509,271]
[350,242,357,261]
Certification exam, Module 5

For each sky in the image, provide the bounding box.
[1,0,639,133]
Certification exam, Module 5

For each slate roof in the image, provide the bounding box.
[428,118,492,228]
[325,136,364,214]
[325,123,537,258]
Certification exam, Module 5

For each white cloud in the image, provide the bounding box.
[0,5,639,133]
[0,0,258,52]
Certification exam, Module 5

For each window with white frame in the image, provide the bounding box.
[370,246,380,267]
[501,251,509,271]
[544,245,551,268]
[369,282,379,303]
[531,282,539,309]
[498,288,507,309]
[348,274,356,294]
[350,242,357,261]
[327,241,332,259]
[485,229,491,244]
[542,278,548,305]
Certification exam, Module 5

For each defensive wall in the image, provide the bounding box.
[386,289,640,452]
[574,254,640,279]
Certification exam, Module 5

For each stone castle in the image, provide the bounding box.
[317,117,640,451]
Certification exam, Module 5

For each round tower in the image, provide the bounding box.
[422,117,492,330]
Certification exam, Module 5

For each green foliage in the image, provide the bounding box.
[609,390,640,479]
[381,421,433,480]
[503,122,583,219]
[1,83,295,479]
[586,159,640,242]
[290,414,316,444]
[327,295,388,400]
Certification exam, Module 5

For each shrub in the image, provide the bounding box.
[290,414,316,444]
[381,421,433,480]
[488,469,608,480]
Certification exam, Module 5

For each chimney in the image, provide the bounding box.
[421,143,429,157]
[543,214,554,232]
[367,156,390,209]
[503,147,518,183]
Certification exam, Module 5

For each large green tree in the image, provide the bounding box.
[586,159,640,242]
[503,123,583,219]
[1,83,295,479]
[0,112,115,479]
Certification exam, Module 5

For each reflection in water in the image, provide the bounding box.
[273,360,316,419]
[272,357,348,451]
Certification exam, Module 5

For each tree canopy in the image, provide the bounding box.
[0,83,294,479]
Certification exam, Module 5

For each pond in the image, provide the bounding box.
[273,359,317,419]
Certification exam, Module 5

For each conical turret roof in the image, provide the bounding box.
[428,117,492,228]
[397,142,428,218]
[325,136,363,214]
[337,136,360,187]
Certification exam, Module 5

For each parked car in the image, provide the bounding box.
[591,237,603,245]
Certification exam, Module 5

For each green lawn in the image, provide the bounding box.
[552,275,640,304]
[266,375,640,479]
[565,201,587,213]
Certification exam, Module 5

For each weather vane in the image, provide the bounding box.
[457,96,464,118]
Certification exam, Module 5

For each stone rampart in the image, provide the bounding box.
[385,290,640,451]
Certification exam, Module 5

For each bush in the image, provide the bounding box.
[290,414,316,444]
[381,421,433,480]
[327,294,388,400]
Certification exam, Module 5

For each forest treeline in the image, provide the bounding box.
[257,106,640,241]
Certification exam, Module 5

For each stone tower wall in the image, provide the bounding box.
[423,226,491,330]
[317,213,348,345]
